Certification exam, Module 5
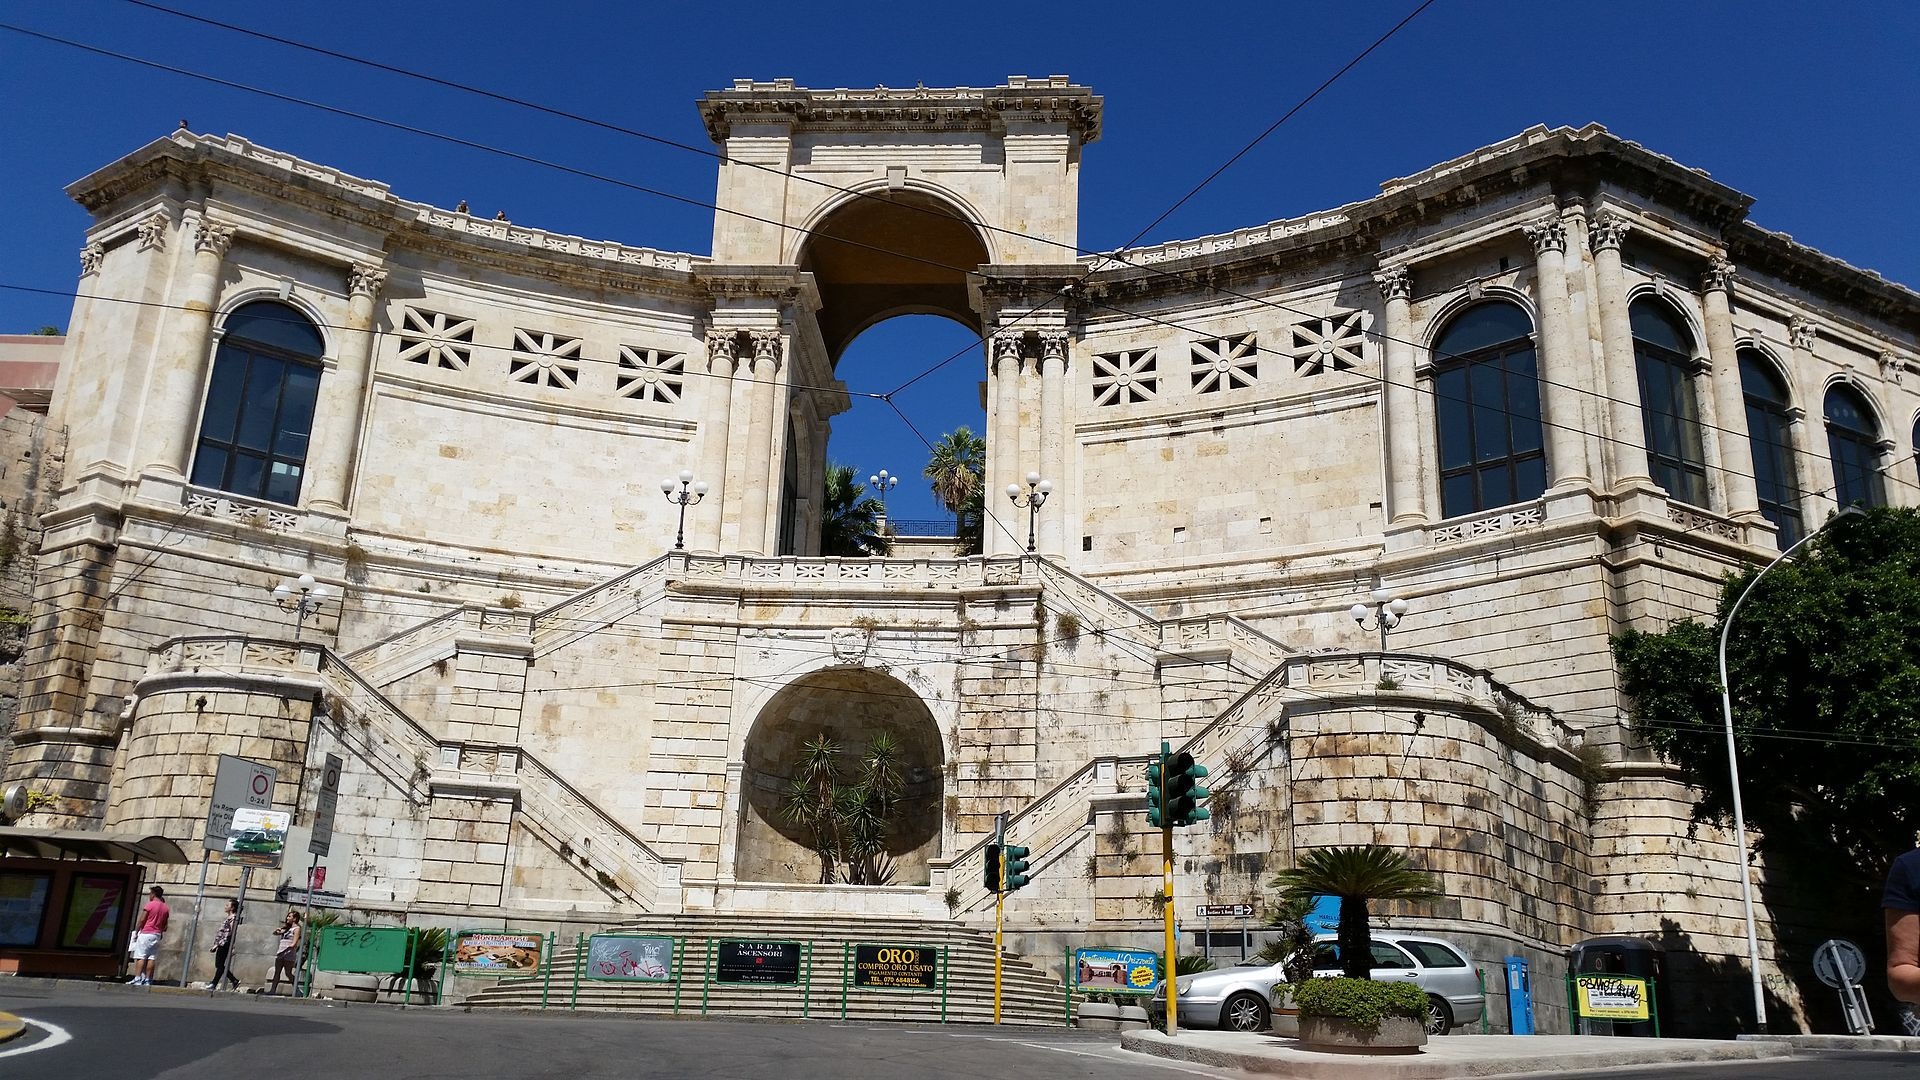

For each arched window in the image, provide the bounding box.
[1630,299,1708,507]
[1431,301,1546,518]
[1825,384,1886,508]
[189,301,325,505]
[1738,351,1802,547]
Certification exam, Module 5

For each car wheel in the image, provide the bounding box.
[1222,991,1269,1032]
[1425,995,1453,1036]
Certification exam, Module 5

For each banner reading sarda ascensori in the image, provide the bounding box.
[852,943,941,991]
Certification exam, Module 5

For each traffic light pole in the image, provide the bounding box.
[993,812,1006,1025]
[1163,816,1178,1037]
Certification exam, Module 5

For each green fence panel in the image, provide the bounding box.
[315,926,414,975]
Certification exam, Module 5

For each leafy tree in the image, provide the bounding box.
[1269,846,1441,980]
[923,428,985,555]
[30,326,60,336]
[819,463,892,557]
[1612,507,1920,880]
[778,731,908,886]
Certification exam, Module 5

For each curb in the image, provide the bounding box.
[1119,1031,1801,1079]
[1741,1033,1920,1052]
[0,1011,24,1044]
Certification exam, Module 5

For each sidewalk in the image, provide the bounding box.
[1120,1031,1800,1078]
[0,1010,24,1043]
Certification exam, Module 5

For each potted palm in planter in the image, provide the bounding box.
[1270,845,1442,1052]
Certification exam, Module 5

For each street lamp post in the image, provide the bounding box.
[272,574,330,642]
[1349,587,1410,651]
[869,469,898,533]
[661,470,708,551]
[1717,503,1864,1035]
[1004,472,1051,554]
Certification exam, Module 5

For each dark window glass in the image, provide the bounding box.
[1368,942,1415,969]
[1312,944,1340,970]
[1826,385,1887,509]
[190,302,325,506]
[1631,299,1708,507]
[1739,351,1802,548]
[1431,302,1548,518]
[1403,941,1468,968]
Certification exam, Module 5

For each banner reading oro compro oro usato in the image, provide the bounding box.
[853,944,940,990]
[452,931,544,976]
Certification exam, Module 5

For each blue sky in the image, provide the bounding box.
[3,1,1915,523]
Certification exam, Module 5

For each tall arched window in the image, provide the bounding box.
[1739,350,1802,547]
[1431,301,1546,519]
[190,301,325,505]
[1825,384,1887,508]
[1630,298,1708,507]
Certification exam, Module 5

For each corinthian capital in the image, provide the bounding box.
[136,210,171,252]
[79,243,106,277]
[1373,265,1411,304]
[194,219,235,258]
[348,263,388,299]
[749,329,783,368]
[1789,316,1818,352]
[1039,331,1068,365]
[705,329,738,368]
[993,331,1022,374]
[1700,254,1735,294]
[1523,216,1567,255]
[1588,211,1631,253]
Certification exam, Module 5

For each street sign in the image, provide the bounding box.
[1196,904,1254,918]
[1814,938,1868,990]
[221,807,290,868]
[278,888,347,909]
[206,755,276,851]
[310,753,342,856]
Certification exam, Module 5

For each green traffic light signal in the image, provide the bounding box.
[1004,844,1031,890]
[1145,751,1166,827]
[985,842,1002,892]
[1166,751,1212,827]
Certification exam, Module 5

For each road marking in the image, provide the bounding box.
[1015,1041,1222,1076]
[0,1017,72,1059]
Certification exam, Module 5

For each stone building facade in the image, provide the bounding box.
[7,79,1919,1032]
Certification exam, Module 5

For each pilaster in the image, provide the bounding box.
[1525,215,1590,487]
[1699,257,1761,519]
[1589,210,1653,491]
[306,261,386,514]
[1374,264,1427,526]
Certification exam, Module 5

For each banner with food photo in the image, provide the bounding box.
[451,931,544,976]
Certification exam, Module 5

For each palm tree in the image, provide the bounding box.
[923,428,985,555]
[819,463,892,557]
[1269,845,1442,980]
[780,734,844,883]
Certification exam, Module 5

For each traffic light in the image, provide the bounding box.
[1145,746,1168,827]
[1165,750,1211,826]
[1003,845,1031,890]
[984,842,1002,892]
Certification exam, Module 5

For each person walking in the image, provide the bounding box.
[206,900,242,992]
[127,885,170,986]
[1886,845,1920,1036]
[265,909,302,996]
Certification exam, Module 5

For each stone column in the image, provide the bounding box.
[1038,331,1068,554]
[695,330,738,552]
[1374,265,1427,525]
[305,262,386,513]
[1700,256,1761,519]
[989,332,1021,555]
[1789,317,1835,523]
[1589,211,1652,487]
[1524,214,1591,488]
[138,214,233,479]
[738,329,782,555]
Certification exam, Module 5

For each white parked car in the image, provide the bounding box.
[1149,931,1486,1035]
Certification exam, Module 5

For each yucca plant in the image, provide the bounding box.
[1269,845,1442,981]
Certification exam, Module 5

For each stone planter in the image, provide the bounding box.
[1296,1014,1428,1053]
[1076,1000,1120,1030]
[1116,1003,1150,1030]
[324,973,382,1003]
[1272,989,1300,1038]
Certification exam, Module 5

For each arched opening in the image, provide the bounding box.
[1739,349,1802,546]
[1825,383,1887,508]
[1430,300,1546,518]
[799,190,990,366]
[1631,297,1708,507]
[736,666,945,886]
[191,300,325,505]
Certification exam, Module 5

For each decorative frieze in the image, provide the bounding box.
[1091,348,1157,406]
[183,489,300,531]
[1430,505,1545,544]
[1666,505,1742,541]
[1286,312,1367,377]
[395,308,475,371]
[79,243,105,277]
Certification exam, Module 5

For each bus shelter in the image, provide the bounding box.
[0,826,189,978]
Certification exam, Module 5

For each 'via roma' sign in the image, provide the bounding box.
[853,943,940,990]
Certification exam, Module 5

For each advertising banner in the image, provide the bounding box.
[853,944,939,990]
[1573,974,1651,1020]
[586,934,675,982]
[1073,947,1159,994]
[452,931,544,976]
[0,871,50,947]
[716,940,801,985]
[220,807,290,868]
[60,874,128,950]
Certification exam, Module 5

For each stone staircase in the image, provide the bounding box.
[459,913,1071,1026]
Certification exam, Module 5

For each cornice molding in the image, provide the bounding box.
[698,78,1102,144]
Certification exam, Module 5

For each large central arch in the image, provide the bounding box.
[798,188,992,364]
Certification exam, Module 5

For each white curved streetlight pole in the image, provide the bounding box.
[1716,504,1864,1036]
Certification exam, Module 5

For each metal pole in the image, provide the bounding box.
[994,860,1005,1024]
[1163,817,1177,1036]
[1378,613,1388,654]
[1715,506,1857,1035]
[296,873,315,997]
[841,942,850,1021]
[181,852,211,989]
[570,934,582,1011]
[674,498,688,551]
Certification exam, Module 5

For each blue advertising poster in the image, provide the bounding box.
[1073,947,1159,994]
[1304,894,1340,935]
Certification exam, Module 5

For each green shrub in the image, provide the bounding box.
[1290,976,1427,1026]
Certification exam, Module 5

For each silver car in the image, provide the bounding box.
[1149,931,1485,1035]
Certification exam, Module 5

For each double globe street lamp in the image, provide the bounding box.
[1005,472,1051,554]
[272,573,330,642]
[1349,588,1410,651]
[661,470,708,551]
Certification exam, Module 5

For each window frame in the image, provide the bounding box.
[1824,384,1887,510]
[189,301,326,507]
[1630,299,1710,509]
[1430,302,1549,520]
[1738,350,1803,548]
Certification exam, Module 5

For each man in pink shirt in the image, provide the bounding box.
[129,885,170,986]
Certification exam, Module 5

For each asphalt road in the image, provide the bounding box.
[0,980,1211,1080]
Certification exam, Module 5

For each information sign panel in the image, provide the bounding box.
[452,931,544,976]
[853,943,939,990]
[206,755,276,852]
[1573,974,1651,1020]
[309,754,342,856]
[1073,947,1159,994]
[1195,904,1254,918]
[716,940,801,984]
[315,926,414,974]
[220,807,290,868]
[586,934,675,982]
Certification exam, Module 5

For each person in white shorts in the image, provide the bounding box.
[129,884,170,986]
